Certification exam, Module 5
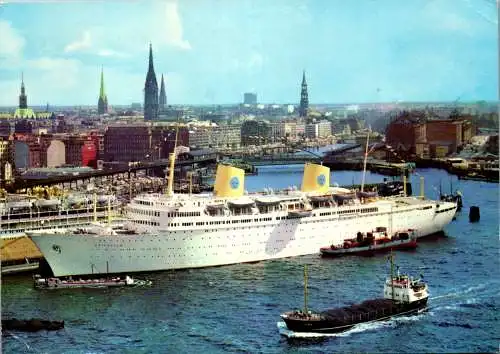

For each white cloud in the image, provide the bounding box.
[64,30,92,53]
[0,20,25,59]
[0,60,82,106]
[97,49,128,58]
[27,57,81,89]
[162,1,191,50]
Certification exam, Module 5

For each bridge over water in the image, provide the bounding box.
[241,153,321,165]
[234,143,362,166]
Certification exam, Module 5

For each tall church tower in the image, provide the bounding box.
[144,44,159,121]
[299,70,309,118]
[159,74,167,114]
[97,68,108,114]
[19,73,27,109]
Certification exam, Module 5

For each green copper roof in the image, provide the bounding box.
[14,108,36,119]
[99,68,107,100]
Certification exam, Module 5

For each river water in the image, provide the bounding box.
[2,167,499,353]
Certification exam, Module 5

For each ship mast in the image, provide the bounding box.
[361,127,370,192]
[107,196,112,226]
[304,264,308,314]
[166,116,180,197]
[93,193,97,223]
[389,250,395,302]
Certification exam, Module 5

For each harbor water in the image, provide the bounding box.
[2,167,499,353]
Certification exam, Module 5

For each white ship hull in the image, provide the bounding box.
[30,198,457,277]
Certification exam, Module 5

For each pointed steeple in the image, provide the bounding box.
[299,70,309,117]
[99,67,106,99]
[97,67,108,114]
[144,43,159,121]
[148,43,155,72]
[159,74,167,113]
[19,72,27,109]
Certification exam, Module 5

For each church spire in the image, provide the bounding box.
[144,43,159,121]
[159,74,167,113]
[97,67,108,114]
[299,70,309,117]
[19,72,27,109]
[148,43,155,71]
[99,67,106,99]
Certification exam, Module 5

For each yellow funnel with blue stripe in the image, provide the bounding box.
[301,163,330,193]
[214,164,245,198]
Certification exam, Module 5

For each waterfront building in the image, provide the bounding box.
[318,120,333,138]
[14,120,33,135]
[243,93,257,105]
[144,44,159,121]
[97,68,109,115]
[104,124,152,162]
[0,121,12,138]
[241,120,271,146]
[63,135,90,167]
[386,111,475,159]
[385,112,424,159]
[81,139,97,167]
[13,141,29,169]
[158,125,190,156]
[27,140,43,168]
[45,140,65,168]
[295,122,306,139]
[210,124,241,149]
[305,123,318,139]
[414,119,475,158]
[299,70,309,118]
[0,139,14,186]
[89,131,105,161]
[269,121,286,143]
[189,126,211,150]
[149,125,170,158]
[159,74,167,114]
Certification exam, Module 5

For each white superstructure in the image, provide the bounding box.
[30,163,457,277]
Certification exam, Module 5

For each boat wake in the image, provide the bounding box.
[430,283,489,301]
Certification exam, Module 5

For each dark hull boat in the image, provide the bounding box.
[279,254,428,335]
[2,318,64,332]
[281,298,427,333]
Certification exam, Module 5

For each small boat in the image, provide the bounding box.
[320,228,417,257]
[2,318,64,332]
[33,274,151,289]
[279,254,428,335]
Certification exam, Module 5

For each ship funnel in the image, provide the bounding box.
[301,163,330,193]
[214,164,245,198]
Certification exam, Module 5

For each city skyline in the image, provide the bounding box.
[0,0,497,106]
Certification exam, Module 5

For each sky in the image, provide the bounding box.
[0,0,497,106]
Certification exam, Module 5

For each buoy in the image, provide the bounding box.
[469,206,480,223]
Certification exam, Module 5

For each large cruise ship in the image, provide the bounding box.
[30,161,457,277]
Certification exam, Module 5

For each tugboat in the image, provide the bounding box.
[320,228,417,257]
[279,254,428,334]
